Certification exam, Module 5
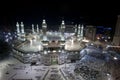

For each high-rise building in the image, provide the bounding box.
[113,15,120,46]
[85,25,96,41]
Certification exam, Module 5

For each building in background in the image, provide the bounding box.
[113,15,120,46]
[85,25,96,41]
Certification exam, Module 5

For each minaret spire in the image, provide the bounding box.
[77,24,81,37]
[74,24,77,36]
[16,22,20,34]
[32,24,35,33]
[42,19,47,35]
[21,22,24,34]
[81,24,84,38]
[60,20,65,35]
[36,24,39,33]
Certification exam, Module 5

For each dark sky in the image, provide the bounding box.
[0,1,120,29]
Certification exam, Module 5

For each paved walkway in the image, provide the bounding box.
[0,57,85,80]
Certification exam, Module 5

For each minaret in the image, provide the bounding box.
[16,22,20,35]
[20,22,25,41]
[74,24,77,34]
[60,20,65,35]
[74,24,78,36]
[32,24,35,34]
[81,24,84,38]
[60,20,65,41]
[77,24,81,37]
[21,22,24,34]
[42,19,47,35]
[36,24,39,33]
[113,15,120,46]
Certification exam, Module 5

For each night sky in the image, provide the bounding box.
[0,1,120,30]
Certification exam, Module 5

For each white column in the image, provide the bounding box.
[21,22,24,34]
[32,24,35,33]
[36,24,39,33]
[16,22,20,34]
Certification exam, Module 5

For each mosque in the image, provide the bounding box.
[1,16,120,80]
[12,19,86,65]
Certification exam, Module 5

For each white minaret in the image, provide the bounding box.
[36,24,39,33]
[42,19,47,35]
[74,24,77,33]
[81,24,84,38]
[61,20,65,29]
[16,22,20,34]
[60,20,65,35]
[32,24,35,33]
[42,19,47,28]
[21,22,24,34]
[74,24,77,36]
[77,24,81,37]
[60,20,65,41]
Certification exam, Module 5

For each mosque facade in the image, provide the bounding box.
[12,19,85,65]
